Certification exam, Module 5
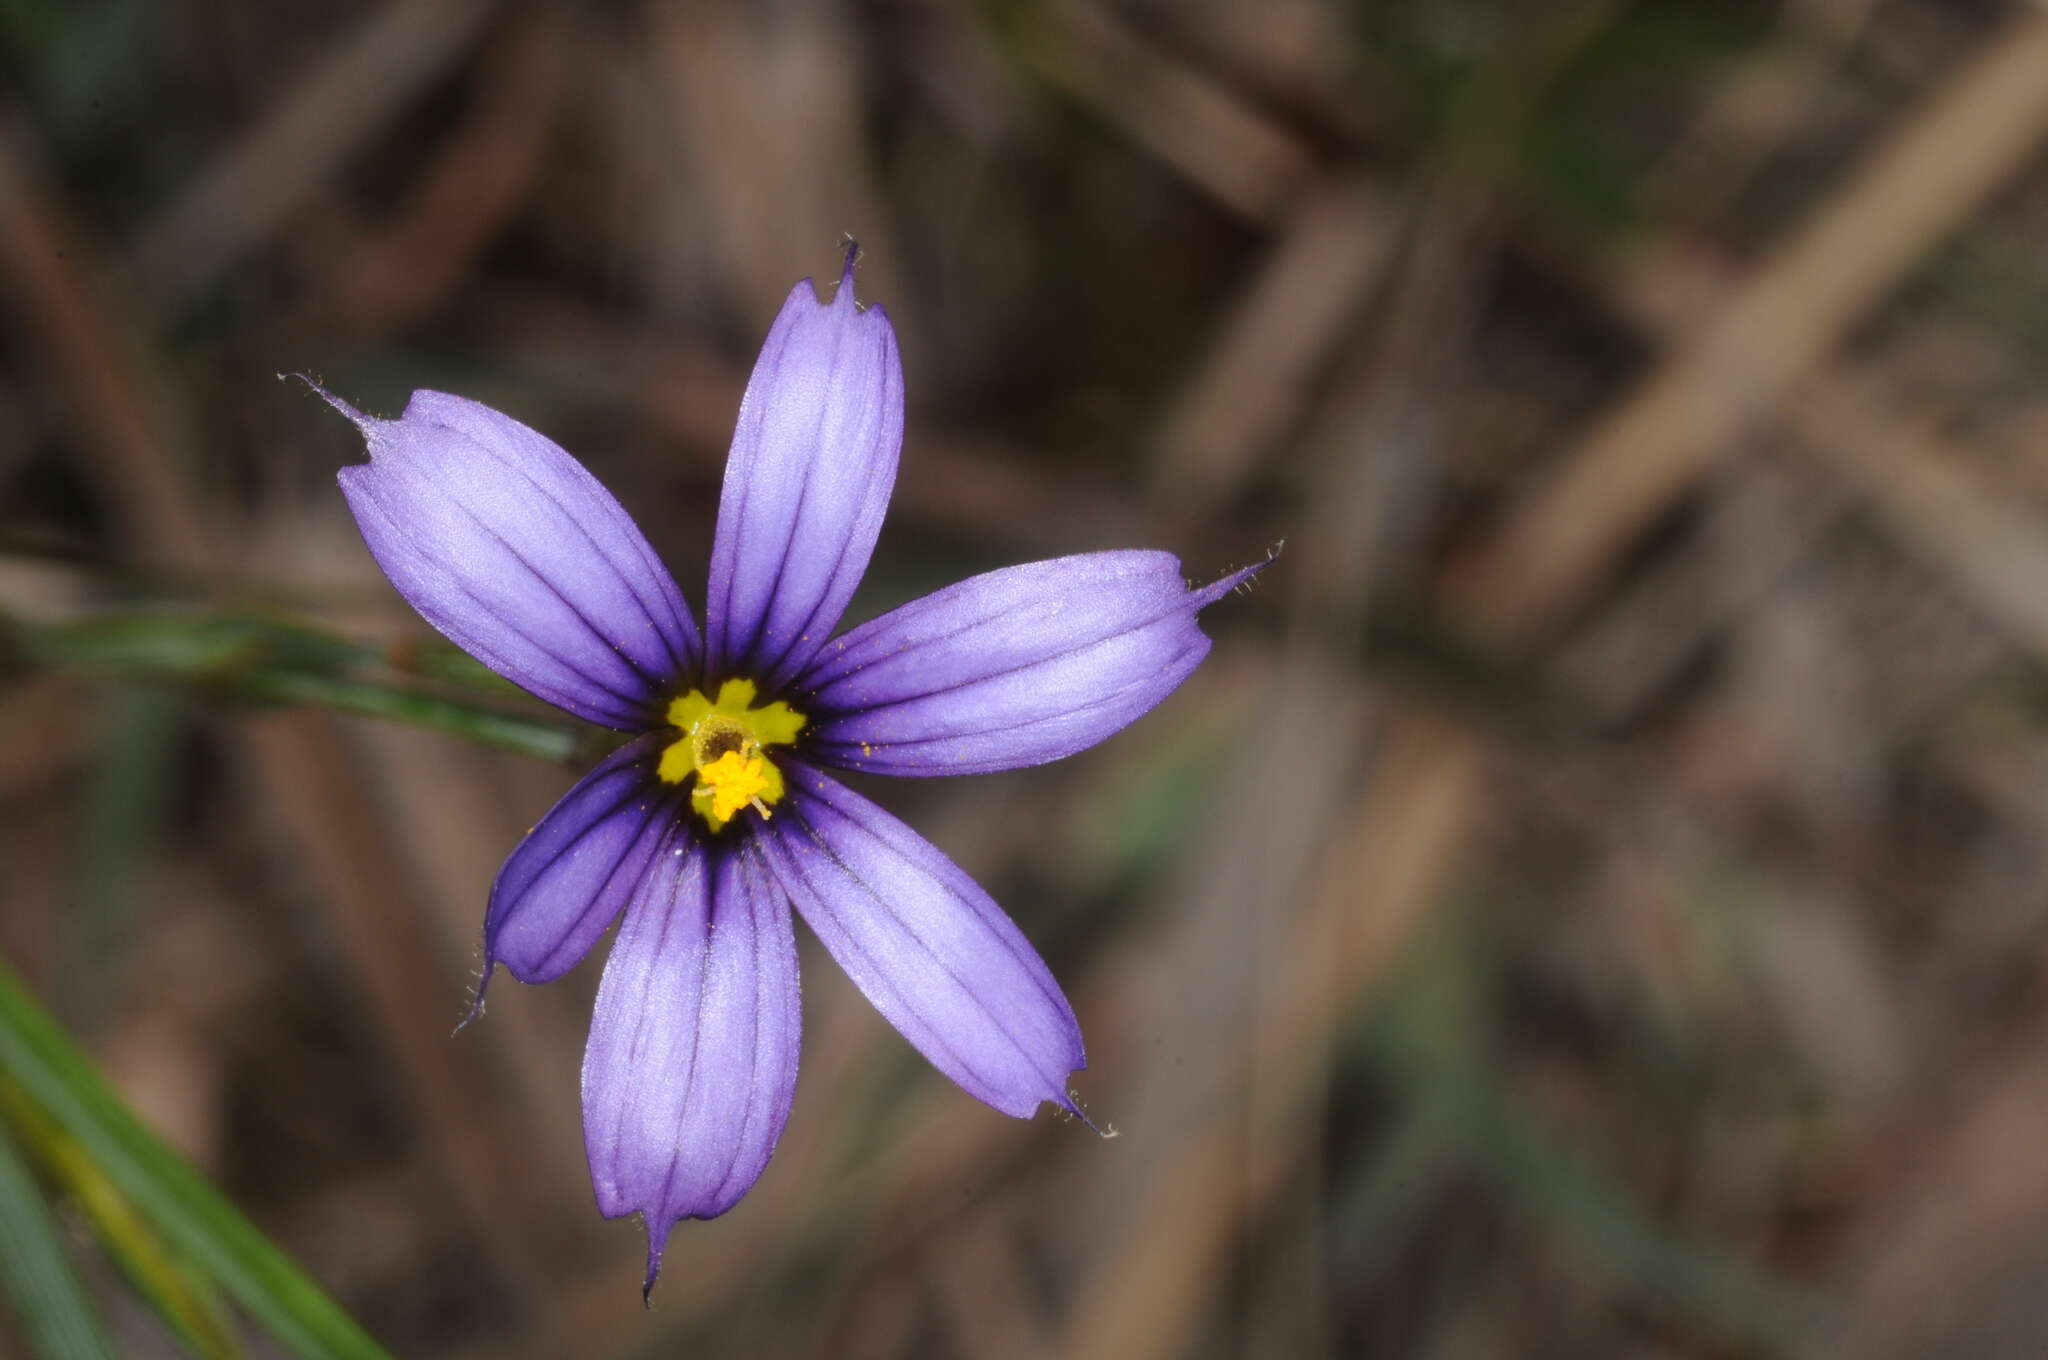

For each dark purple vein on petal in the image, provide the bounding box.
[348,476,652,723]
[430,418,698,683]
[773,780,1076,1103]
[711,841,773,1204]
[648,836,719,1223]
[732,311,849,678]
[711,315,796,663]
[767,323,891,689]
[804,638,1206,768]
[530,789,677,978]
[434,492,673,702]
[800,593,1214,717]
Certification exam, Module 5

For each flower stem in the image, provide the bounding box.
[7,605,583,763]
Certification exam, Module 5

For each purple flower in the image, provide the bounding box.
[313,247,1260,1294]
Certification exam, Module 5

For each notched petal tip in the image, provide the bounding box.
[326,389,701,723]
[786,237,868,314]
[707,250,904,686]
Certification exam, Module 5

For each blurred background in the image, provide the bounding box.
[5,0,2048,1355]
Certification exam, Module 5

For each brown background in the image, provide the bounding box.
[7,0,2048,1355]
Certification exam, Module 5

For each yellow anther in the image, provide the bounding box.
[656,680,806,830]
[695,751,774,822]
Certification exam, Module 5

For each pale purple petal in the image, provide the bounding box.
[761,763,1083,1118]
[323,386,700,728]
[704,252,904,692]
[478,733,675,999]
[582,835,801,1297]
[796,553,1263,776]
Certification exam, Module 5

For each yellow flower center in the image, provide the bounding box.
[656,678,805,830]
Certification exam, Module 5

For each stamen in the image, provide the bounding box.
[656,682,806,829]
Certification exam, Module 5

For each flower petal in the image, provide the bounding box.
[582,834,801,1298]
[480,733,676,997]
[704,252,904,692]
[325,386,700,727]
[761,763,1083,1118]
[797,552,1263,776]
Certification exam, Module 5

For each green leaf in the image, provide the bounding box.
[0,1075,242,1359]
[0,957,396,1360]
[235,667,579,762]
[8,605,582,763]
[0,1110,118,1360]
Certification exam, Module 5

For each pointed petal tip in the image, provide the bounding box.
[708,257,903,684]
[1191,554,1274,609]
[786,239,865,314]
[1061,1090,1117,1139]
[451,962,494,1036]
[641,1224,668,1307]
[769,771,1087,1116]
[584,841,800,1285]
[285,371,371,429]
[332,400,699,722]
[836,235,861,302]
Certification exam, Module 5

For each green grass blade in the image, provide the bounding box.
[0,958,396,1360]
[0,1074,242,1359]
[0,1112,118,1360]
[8,606,581,764]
